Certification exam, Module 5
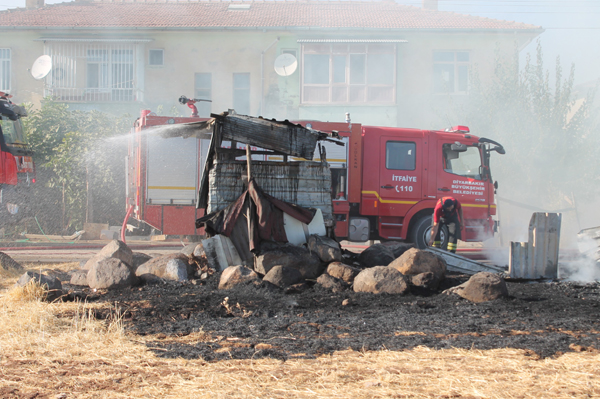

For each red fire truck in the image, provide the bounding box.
[127,110,504,248]
[0,96,35,223]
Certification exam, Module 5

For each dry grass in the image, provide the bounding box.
[1,271,600,398]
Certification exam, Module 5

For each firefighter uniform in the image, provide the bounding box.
[431,197,462,253]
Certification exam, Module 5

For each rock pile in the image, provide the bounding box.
[8,234,508,304]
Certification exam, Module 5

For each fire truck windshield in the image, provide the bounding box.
[0,116,26,145]
[443,144,483,180]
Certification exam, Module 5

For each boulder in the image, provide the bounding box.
[131,252,152,270]
[164,258,188,281]
[409,272,438,290]
[193,243,206,258]
[69,269,89,286]
[0,252,24,277]
[82,240,133,270]
[135,253,192,279]
[87,258,137,290]
[445,272,509,303]
[263,265,304,288]
[180,243,199,257]
[16,271,63,300]
[255,244,324,279]
[353,266,409,295]
[218,265,260,290]
[316,274,346,293]
[137,273,164,285]
[357,244,395,268]
[388,248,446,289]
[308,235,342,263]
[381,242,415,258]
[326,262,361,284]
[202,235,242,272]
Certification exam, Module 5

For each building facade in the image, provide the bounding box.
[0,0,542,128]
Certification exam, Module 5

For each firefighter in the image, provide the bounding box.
[0,91,18,152]
[428,197,463,253]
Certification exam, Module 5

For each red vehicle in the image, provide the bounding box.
[0,95,35,223]
[127,110,504,247]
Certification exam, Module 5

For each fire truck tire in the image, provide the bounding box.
[410,215,448,250]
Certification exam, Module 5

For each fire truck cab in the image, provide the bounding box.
[294,121,504,248]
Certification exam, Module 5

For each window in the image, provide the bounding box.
[386,141,416,170]
[86,49,109,89]
[302,43,395,104]
[433,51,469,94]
[194,73,212,117]
[44,41,140,102]
[0,48,10,92]
[233,73,250,115]
[149,49,164,66]
[443,144,482,180]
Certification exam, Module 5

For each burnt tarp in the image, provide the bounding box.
[215,114,320,159]
[196,179,315,256]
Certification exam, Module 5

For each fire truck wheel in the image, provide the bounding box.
[410,215,449,250]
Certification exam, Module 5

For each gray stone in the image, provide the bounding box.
[0,252,24,277]
[353,266,409,295]
[193,243,206,258]
[69,269,89,286]
[131,252,152,270]
[316,273,346,293]
[388,248,446,289]
[358,244,395,268]
[180,243,199,257]
[82,240,133,270]
[135,253,192,279]
[445,272,509,303]
[308,235,342,263]
[87,258,136,290]
[255,244,324,279]
[263,265,304,288]
[326,262,361,283]
[16,271,63,301]
[219,265,260,290]
[164,259,188,281]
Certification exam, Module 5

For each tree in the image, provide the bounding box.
[22,99,132,233]
[458,41,598,211]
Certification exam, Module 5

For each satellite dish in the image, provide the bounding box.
[31,55,52,80]
[274,53,298,77]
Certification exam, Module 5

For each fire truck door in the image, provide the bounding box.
[378,137,422,227]
[436,140,489,240]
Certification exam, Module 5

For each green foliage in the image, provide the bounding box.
[22,98,133,233]
[462,40,598,209]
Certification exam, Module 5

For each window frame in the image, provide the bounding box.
[301,43,396,105]
[148,49,164,67]
[432,50,470,94]
[442,143,483,180]
[385,141,416,171]
[0,48,11,92]
[194,72,212,117]
[232,72,250,115]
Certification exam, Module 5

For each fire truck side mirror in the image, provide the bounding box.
[450,142,467,152]
[494,181,499,190]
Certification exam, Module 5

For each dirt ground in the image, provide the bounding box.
[66,269,600,362]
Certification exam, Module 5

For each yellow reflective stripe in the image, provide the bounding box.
[148,186,196,190]
[361,191,418,205]
[462,203,491,208]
